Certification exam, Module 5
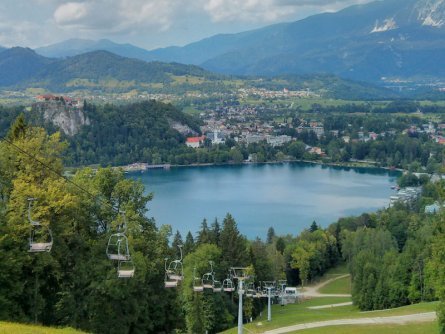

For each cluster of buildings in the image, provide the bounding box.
[35,94,83,109]
[237,87,318,99]
[389,187,422,207]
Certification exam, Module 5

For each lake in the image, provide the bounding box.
[128,162,400,239]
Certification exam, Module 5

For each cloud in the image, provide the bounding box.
[54,2,89,25]
[0,0,378,48]
[52,0,376,31]
[53,0,182,33]
[203,0,375,23]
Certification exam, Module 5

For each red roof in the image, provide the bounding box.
[186,136,205,143]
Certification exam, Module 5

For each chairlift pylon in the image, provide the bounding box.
[27,198,53,253]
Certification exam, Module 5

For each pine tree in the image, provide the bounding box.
[172,230,183,258]
[220,213,248,270]
[184,231,195,255]
[210,218,220,246]
[197,218,212,245]
[7,114,27,140]
[266,226,276,244]
[310,221,319,232]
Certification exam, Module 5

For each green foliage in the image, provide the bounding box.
[68,100,201,166]
[290,229,339,286]
[427,213,445,333]
[0,121,180,333]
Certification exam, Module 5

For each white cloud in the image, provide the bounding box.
[53,0,183,33]
[0,0,378,48]
[203,0,375,23]
[54,2,89,25]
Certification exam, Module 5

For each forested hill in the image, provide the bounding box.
[66,100,201,166]
[0,47,221,91]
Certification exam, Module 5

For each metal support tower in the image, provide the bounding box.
[267,287,272,321]
[238,279,244,334]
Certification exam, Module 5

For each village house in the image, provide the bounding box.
[186,136,206,148]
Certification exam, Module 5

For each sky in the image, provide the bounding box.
[0,0,376,50]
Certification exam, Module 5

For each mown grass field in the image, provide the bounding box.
[288,321,438,334]
[0,322,86,334]
[318,275,351,295]
[222,298,438,334]
[222,263,438,333]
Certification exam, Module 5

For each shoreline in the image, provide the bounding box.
[118,159,404,174]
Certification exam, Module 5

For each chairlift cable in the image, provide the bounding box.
[0,136,118,213]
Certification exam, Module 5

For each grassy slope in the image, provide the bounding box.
[0,322,86,334]
[318,275,351,295]
[222,263,438,333]
[289,322,438,334]
[222,298,437,333]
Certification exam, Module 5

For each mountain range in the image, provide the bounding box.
[35,38,152,60]
[30,0,445,83]
[145,0,445,81]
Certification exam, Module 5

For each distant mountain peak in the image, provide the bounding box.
[371,17,398,33]
[416,0,445,27]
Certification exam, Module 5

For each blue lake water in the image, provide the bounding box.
[127,162,400,239]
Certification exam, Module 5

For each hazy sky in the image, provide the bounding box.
[0,0,376,50]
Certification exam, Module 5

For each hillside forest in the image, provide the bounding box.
[1,111,445,333]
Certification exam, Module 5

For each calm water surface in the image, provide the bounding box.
[128,162,399,239]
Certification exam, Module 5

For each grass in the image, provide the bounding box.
[318,276,351,295]
[288,322,438,334]
[221,299,438,333]
[0,322,86,334]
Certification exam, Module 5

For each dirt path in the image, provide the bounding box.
[263,312,436,334]
[302,274,351,298]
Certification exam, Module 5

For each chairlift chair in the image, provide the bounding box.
[202,272,214,289]
[223,278,235,292]
[202,261,216,289]
[106,233,131,261]
[117,259,135,278]
[29,227,53,252]
[166,245,184,281]
[246,282,256,298]
[27,199,53,253]
[164,258,181,288]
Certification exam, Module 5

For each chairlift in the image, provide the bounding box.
[223,278,236,292]
[193,268,204,292]
[202,261,215,289]
[202,272,215,289]
[106,233,131,261]
[246,282,256,298]
[106,212,131,261]
[165,245,183,281]
[27,198,53,253]
[118,259,135,278]
[164,258,177,288]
